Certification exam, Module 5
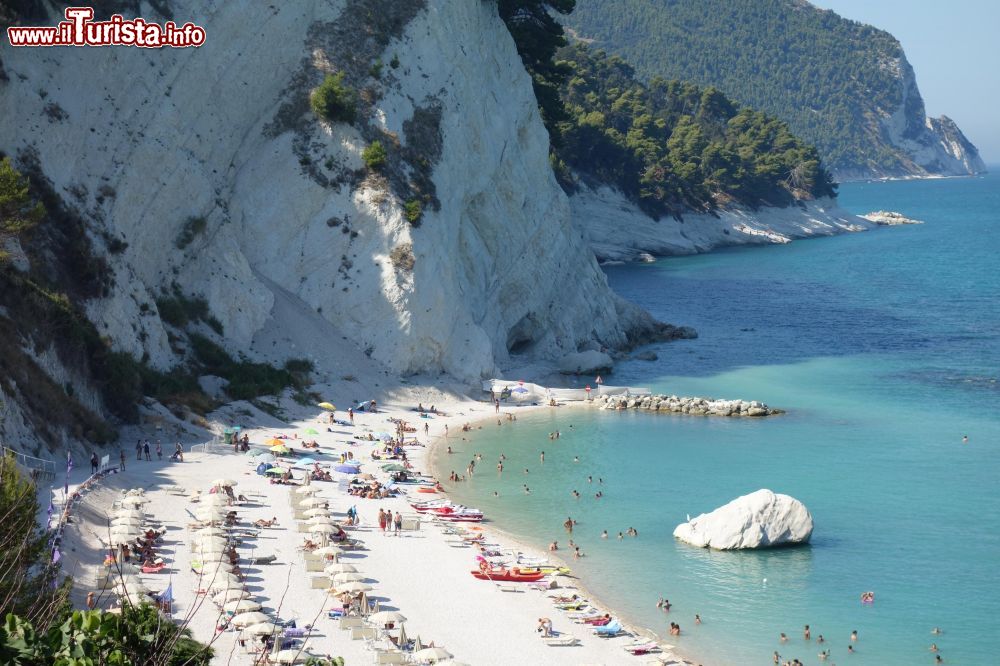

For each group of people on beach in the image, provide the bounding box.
[377,507,403,535]
[776,625,868,664]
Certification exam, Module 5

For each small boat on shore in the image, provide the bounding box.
[470,567,545,582]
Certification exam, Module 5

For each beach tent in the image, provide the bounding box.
[256,462,274,476]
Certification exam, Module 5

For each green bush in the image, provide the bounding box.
[362,141,387,171]
[403,199,422,225]
[310,72,357,124]
[369,58,383,79]
[175,216,206,249]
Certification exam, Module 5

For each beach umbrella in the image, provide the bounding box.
[367,611,407,626]
[299,497,328,507]
[230,611,270,627]
[306,514,335,524]
[292,457,317,468]
[332,572,364,584]
[202,494,231,506]
[303,508,329,517]
[413,636,424,652]
[224,599,262,613]
[375,432,393,441]
[334,464,360,474]
[114,507,144,517]
[195,527,228,537]
[318,402,336,411]
[381,464,407,472]
[435,661,470,666]
[304,428,319,435]
[268,649,308,664]
[323,563,357,575]
[197,561,237,574]
[120,496,149,507]
[397,623,408,648]
[111,517,143,527]
[193,535,228,546]
[335,582,372,594]
[295,485,321,495]
[312,546,342,558]
[310,524,338,534]
[243,622,282,635]
[213,589,250,604]
[270,445,290,454]
[212,478,238,488]
[266,438,283,447]
[114,580,149,595]
[413,647,452,663]
[265,467,288,475]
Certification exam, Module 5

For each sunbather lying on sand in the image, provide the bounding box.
[254,517,279,528]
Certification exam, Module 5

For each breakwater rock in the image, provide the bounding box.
[596,394,783,417]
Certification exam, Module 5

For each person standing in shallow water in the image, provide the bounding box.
[564,517,574,534]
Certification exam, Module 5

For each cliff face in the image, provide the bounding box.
[860,54,987,180]
[0,0,663,449]
[563,0,986,181]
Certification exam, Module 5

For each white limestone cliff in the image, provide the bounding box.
[674,489,814,550]
[570,186,872,263]
[0,0,661,390]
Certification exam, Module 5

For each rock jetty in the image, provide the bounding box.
[596,393,782,417]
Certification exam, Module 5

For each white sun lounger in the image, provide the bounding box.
[544,636,580,647]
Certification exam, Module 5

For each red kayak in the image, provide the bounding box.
[470,568,545,582]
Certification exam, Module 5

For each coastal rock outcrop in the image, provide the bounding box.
[572,187,873,262]
[597,394,782,417]
[673,489,813,550]
[861,211,924,226]
[558,351,614,375]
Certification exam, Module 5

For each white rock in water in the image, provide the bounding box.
[558,350,613,375]
[861,210,924,225]
[673,489,813,550]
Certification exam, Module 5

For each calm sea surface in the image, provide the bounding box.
[434,172,1000,665]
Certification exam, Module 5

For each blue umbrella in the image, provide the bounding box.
[293,457,318,468]
[334,464,361,474]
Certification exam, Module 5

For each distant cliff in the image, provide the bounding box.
[564,0,986,181]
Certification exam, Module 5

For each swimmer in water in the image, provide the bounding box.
[779,633,788,643]
[447,446,453,454]
[540,451,545,463]
[573,456,579,462]
[931,627,943,635]
[962,434,968,444]
[930,643,938,652]
[523,485,530,494]
[817,634,825,644]
[695,614,701,624]
[601,530,608,538]
[587,475,592,483]
[851,630,858,642]
[804,625,811,640]
[848,645,855,654]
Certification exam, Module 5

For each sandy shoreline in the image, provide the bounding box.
[46,382,697,665]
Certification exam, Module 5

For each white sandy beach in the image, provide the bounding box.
[48,383,695,666]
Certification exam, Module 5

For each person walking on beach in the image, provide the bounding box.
[90,452,99,475]
[424,422,429,436]
[119,449,126,471]
[378,509,387,533]
[135,440,142,461]
[156,440,162,460]
[143,440,151,461]
[393,511,402,535]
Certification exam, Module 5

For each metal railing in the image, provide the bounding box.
[2,444,57,479]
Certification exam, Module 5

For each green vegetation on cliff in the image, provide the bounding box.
[496,3,835,215]
[553,43,835,214]
[561,0,918,175]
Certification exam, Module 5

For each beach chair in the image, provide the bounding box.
[339,616,364,630]
[373,651,407,664]
[594,620,624,637]
[624,641,661,655]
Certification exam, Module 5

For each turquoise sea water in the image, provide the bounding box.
[433,172,1000,665]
